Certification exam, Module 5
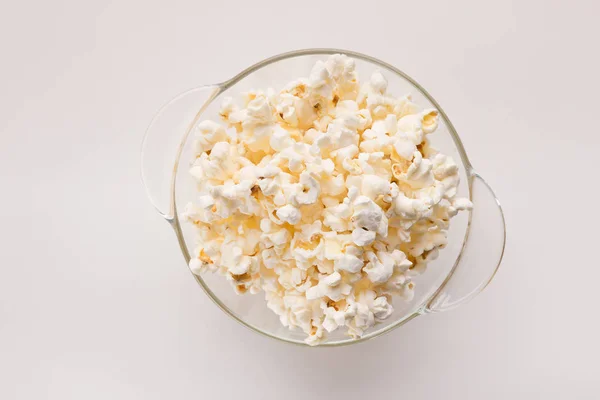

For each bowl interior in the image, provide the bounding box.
[173,50,471,346]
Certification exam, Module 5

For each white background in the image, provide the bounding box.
[2,0,600,398]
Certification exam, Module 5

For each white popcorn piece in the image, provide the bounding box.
[323,202,352,232]
[324,55,359,102]
[261,248,283,269]
[219,96,237,120]
[240,94,277,152]
[453,197,473,211]
[303,128,320,144]
[359,290,394,320]
[308,60,334,99]
[407,230,448,258]
[291,171,321,206]
[363,251,393,284]
[183,54,472,345]
[389,192,432,221]
[322,306,348,332]
[334,254,364,273]
[393,94,420,118]
[275,93,299,127]
[393,134,417,160]
[351,228,376,246]
[358,151,392,180]
[397,112,423,134]
[191,141,238,183]
[421,109,439,134]
[334,100,372,131]
[306,271,352,302]
[295,220,323,241]
[311,132,332,156]
[361,174,391,199]
[305,323,325,346]
[290,224,324,270]
[431,153,458,180]
[194,120,228,154]
[351,196,389,237]
[270,125,293,151]
[347,301,375,338]
[363,249,412,285]
[342,157,363,175]
[370,71,388,94]
[260,219,291,248]
[320,174,346,197]
[330,144,359,166]
[367,94,397,119]
[276,204,302,225]
[321,231,353,261]
[189,258,207,276]
[398,150,435,189]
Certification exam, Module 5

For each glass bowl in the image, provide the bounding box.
[141,48,506,346]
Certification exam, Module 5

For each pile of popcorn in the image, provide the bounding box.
[181,54,472,345]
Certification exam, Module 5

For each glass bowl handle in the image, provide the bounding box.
[141,85,220,220]
[425,172,506,313]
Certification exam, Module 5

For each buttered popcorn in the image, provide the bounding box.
[182,55,472,345]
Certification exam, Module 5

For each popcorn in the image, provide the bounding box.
[290,171,321,206]
[240,94,276,152]
[331,144,359,165]
[308,60,334,99]
[305,323,325,346]
[334,254,364,273]
[261,248,282,269]
[360,174,391,199]
[182,54,471,345]
[389,191,432,221]
[260,219,291,248]
[276,204,302,225]
[351,196,388,236]
[452,197,474,212]
[322,306,348,332]
[398,150,435,189]
[392,134,417,160]
[270,125,293,151]
[322,231,353,260]
[189,258,207,276]
[323,202,352,232]
[347,301,375,337]
[306,272,352,302]
[352,228,376,246]
[393,95,420,118]
[193,120,228,154]
[369,71,388,94]
[325,54,359,98]
[421,109,439,134]
[322,174,345,194]
[361,290,394,320]
[364,249,413,284]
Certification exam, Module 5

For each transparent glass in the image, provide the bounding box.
[140,49,506,346]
